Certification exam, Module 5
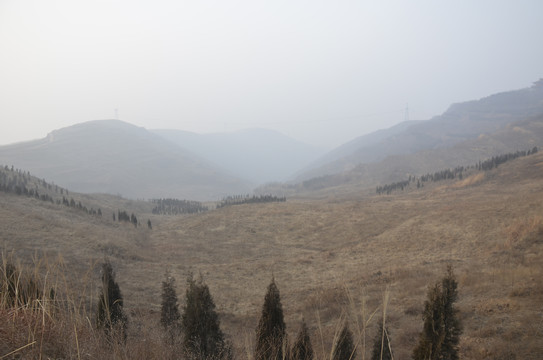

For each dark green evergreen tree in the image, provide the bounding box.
[131,213,138,227]
[332,323,356,360]
[255,278,286,360]
[439,266,462,359]
[96,260,127,341]
[182,274,228,359]
[413,266,462,360]
[371,321,392,360]
[291,319,313,360]
[161,271,181,343]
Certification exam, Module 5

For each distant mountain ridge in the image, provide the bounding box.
[257,113,543,197]
[2,81,542,200]
[0,120,251,200]
[296,80,543,181]
[152,128,326,184]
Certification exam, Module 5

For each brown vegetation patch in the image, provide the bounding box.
[503,216,543,248]
[452,172,485,188]
[1,154,543,358]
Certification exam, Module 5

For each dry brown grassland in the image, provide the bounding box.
[1,153,543,358]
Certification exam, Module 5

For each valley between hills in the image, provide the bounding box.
[2,82,543,359]
[1,150,542,359]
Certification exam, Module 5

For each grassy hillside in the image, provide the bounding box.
[297,81,543,181]
[1,152,543,358]
[267,114,543,197]
[0,120,252,200]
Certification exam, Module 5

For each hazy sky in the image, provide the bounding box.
[1,1,542,148]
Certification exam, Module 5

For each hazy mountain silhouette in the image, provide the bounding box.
[3,81,543,200]
[296,80,543,181]
[260,113,543,196]
[0,120,252,200]
[152,128,327,184]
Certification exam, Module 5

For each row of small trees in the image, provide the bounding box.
[1,165,154,230]
[217,195,287,208]
[0,165,102,217]
[252,268,461,360]
[377,147,539,195]
[152,198,209,215]
[476,147,538,171]
[1,258,461,359]
[1,165,70,195]
[114,210,139,227]
[97,261,461,360]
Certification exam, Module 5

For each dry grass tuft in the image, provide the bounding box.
[503,216,543,249]
[451,172,485,188]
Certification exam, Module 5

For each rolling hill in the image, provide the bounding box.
[2,81,542,202]
[0,120,252,200]
[296,79,543,181]
[283,114,543,196]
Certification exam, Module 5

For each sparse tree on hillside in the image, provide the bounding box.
[332,322,356,360]
[182,274,229,359]
[255,278,287,360]
[161,271,181,343]
[291,319,313,360]
[412,266,462,360]
[96,260,127,342]
[131,213,138,227]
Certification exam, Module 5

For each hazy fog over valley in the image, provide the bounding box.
[2,2,543,359]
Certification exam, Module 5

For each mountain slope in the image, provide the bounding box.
[258,113,543,197]
[297,80,543,181]
[152,128,327,184]
[0,120,251,200]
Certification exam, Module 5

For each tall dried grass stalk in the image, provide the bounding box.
[0,341,37,359]
[379,287,392,360]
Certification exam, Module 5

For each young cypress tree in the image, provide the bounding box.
[255,278,286,360]
[332,323,356,360]
[291,319,313,360]
[161,270,181,343]
[181,274,228,359]
[96,260,127,341]
[371,321,393,360]
[412,283,442,360]
[440,266,462,360]
[413,266,462,360]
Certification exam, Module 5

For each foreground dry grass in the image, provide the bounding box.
[1,153,543,358]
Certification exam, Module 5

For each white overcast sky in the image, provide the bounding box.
[0,1,542,148]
